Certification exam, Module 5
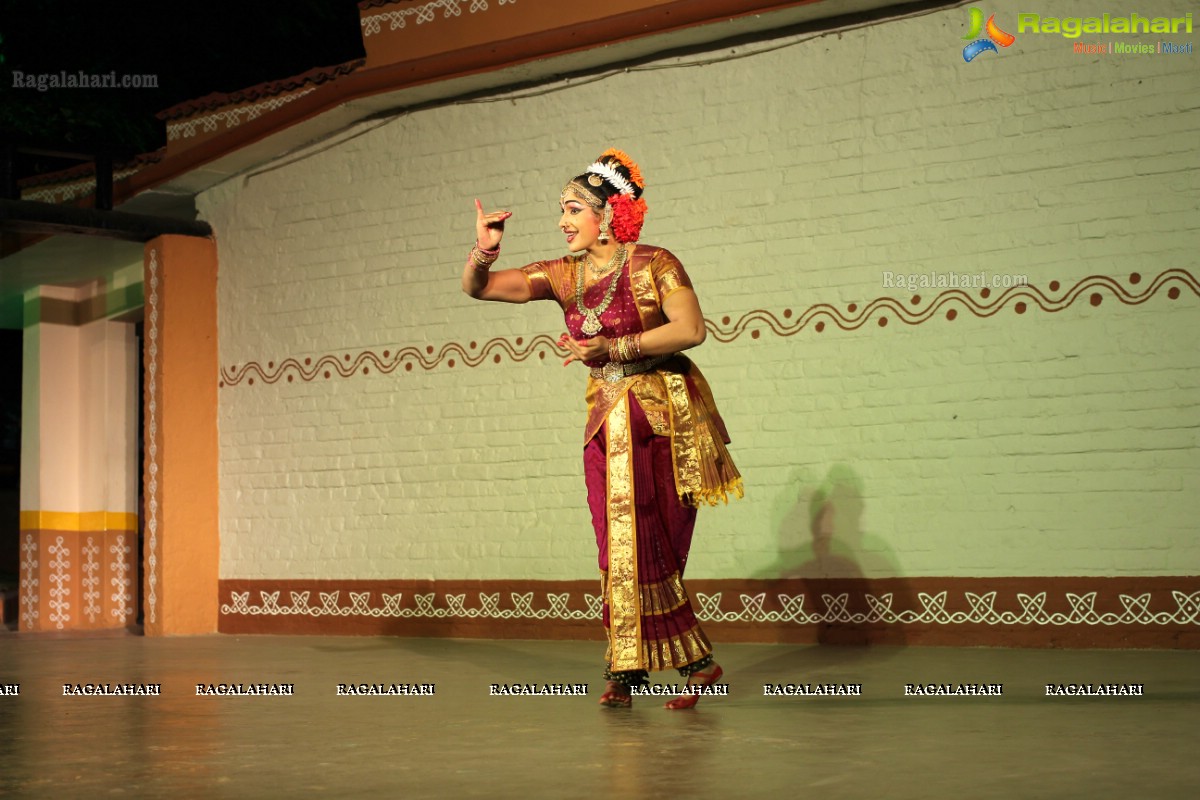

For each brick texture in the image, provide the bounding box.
[200,1,1200,581]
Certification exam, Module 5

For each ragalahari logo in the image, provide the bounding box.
[962,8,1016,61]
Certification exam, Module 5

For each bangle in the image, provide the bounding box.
[469,242,499,270]
[608,334,642,364]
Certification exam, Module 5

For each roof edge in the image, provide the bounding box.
[156,59,366,121]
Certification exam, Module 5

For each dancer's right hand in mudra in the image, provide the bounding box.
[475,199,512,250]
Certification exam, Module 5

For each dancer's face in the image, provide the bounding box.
[559,199,601,253]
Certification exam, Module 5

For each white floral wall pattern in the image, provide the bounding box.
[47,536,71,630]
[19,533,39,629]
[147,248,160,625]
[221,587,1200,629]
[361,0,516,36]
[82,536,101,623]
[110,534,134,621]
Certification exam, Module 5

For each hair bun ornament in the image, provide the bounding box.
[585,160,635,197]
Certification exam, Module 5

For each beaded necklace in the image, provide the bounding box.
[575,245,628,336]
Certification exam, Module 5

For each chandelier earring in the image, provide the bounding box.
[598,204,613,244]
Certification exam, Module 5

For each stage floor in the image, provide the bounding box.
[0,632,1196,799]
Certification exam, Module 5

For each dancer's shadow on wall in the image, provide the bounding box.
[756,464,910,647]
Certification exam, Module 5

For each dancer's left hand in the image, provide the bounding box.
[559,333,608,366]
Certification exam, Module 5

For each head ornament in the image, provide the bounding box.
[560,149,649,244]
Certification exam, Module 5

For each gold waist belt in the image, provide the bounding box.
[591,353,673,384]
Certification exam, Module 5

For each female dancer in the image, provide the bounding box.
[461,149,742,709]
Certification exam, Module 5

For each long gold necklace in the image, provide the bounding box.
[575,245,628,336]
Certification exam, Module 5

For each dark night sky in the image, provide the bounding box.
[0,0,366,180]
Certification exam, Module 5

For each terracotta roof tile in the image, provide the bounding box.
[156,58,365,121]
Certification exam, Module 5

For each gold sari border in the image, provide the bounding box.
[658,285,691,304]
[645,627,713,673]
[605,394,643,673]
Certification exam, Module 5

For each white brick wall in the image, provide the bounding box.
[202,0,1200,580]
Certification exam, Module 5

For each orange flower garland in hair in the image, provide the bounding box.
[600,148,645,193]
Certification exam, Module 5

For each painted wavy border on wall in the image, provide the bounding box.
[218,268,1198,387]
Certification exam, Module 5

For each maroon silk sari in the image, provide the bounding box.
[521,244,742,678]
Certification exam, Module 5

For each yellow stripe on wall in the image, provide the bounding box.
[19,510,139,532]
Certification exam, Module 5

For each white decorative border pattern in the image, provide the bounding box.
[224,590,603,620]
[20,533,39,629]
[22,168,141,204]
[222,589,1200,627]
[166,87,319,141]
[361,0,516,36]
[694,590,1200,626]
[110,534,133,621]
[147,248,160,625]
[47,536,71,630]
[82,536,101,623]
